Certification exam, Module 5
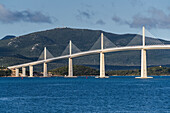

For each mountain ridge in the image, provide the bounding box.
[1,35,16,40]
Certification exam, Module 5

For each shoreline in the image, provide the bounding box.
[1,75,170,77]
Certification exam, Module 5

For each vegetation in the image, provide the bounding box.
[147,66,170,75]
[108,66,170,76]
[49,65,99,76]
[0,67,11,77]
[107,69,140,76]
[0,65,170,77]
[49,66,170,76]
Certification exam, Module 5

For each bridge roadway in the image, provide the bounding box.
[8,45,170,69]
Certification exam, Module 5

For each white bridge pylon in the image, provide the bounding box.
[65,40,77,78]
[8,26,170,78]
[135,27,153,79]
[43,47,48,77]
[95,33,109,78]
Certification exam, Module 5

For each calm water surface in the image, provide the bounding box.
[0,76,169,113]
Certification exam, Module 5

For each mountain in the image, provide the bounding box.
[1,35,16,40]
[0,27,170,71]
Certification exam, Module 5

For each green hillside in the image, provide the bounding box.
[49,65,170,76]
[0,27,170,71]
[50,65,99,76]
[108,66,170,76]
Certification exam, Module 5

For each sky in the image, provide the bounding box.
[0,0,170,40]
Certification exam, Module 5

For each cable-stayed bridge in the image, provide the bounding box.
[8,26,170,78]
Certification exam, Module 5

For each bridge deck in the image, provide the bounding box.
[8,45,170,69]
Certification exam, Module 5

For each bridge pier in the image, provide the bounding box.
[136,49,153,79]
[136,49,152,79]
[16,68,19,77]
[100,53,105,77]
[22,67,26,77]
[29,65,33,77]
[96,52,109,78]
[68,58,73,77]
[43,63,48,77]
[136,26,153,79]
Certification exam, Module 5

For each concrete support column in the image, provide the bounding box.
[100,52,105,78]
[68,58,73,77]
[29,65,33,77]
[22,67,26,77]
[136,49,152,78]
[43,63,47,77]
[16,68,19,77]
[141,49,147,78]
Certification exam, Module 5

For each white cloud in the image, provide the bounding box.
[0,4,52,24]
[112,7,170,29]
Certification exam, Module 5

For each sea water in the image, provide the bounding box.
[0,76,169,113]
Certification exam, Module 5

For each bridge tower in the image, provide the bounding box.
[68,40,73,77]
[43,47,48,77]
[136,26,153,79]
[96,33,109,78]
[66,40,77,78]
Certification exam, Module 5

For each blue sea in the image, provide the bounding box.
[0,76,169,113]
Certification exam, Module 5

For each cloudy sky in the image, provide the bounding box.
[0,0,170,40]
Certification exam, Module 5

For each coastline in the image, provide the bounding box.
[1,74,170,77]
